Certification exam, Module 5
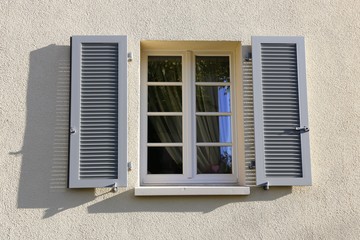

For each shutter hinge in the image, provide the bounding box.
[128,162,132,171]
[295,126,310,132]
[249,160,256,169]
[127,52,133,62]
[245,53,252,62]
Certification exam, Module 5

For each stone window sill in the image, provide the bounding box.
[135,186,250,196]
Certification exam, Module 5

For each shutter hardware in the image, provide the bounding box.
[110,163,132,193]
[112,182,118,192]
[249,160,256,169]
[128,52,133,62]
[260,182,270,190]
[70,127,76,134]
[245,53,252,62]
[295,126,309,132]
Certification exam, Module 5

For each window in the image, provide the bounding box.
[140,42,244,186]
[69,36,311,194]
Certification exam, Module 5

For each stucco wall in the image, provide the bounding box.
[1,0,360,239]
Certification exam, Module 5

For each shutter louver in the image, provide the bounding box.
[69,36,128,188]
[80,43,119,180]
[252,36,311,186]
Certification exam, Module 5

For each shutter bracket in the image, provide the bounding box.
[245,53,252,62]
[262,182,270,190]
[127,52,133,62]
[112,182,118,192]
[295,126,309,132]
[128,162,132,171]
[249,160,256,169]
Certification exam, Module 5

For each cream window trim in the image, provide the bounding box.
[135,186,250,196]
[140,46,243,185]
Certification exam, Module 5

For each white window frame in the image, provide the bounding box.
[140,43,245,186]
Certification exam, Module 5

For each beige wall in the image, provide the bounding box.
[1,0,360,239]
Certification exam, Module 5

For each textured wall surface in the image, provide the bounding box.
[1,0,360,239]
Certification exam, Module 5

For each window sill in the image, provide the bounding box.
[134,186,250,196]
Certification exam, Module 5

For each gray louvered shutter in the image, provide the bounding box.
[252,36,311,186]
[69,36,127,188]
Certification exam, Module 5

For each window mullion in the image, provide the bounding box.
[190,51,197,179]
[183,51,193,179]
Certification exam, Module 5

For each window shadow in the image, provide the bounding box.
[16,44,292,218]
[88,187,292,214]
[15,45,95,219]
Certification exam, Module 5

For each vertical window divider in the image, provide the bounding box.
[184,50,193,179]
[190,51,197,179]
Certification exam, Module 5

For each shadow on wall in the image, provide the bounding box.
[88,187,292,214]
[16,44,292,219]
[16,45,95,219]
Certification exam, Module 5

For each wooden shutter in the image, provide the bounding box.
[252,36,311,186]
[69,36,127,188]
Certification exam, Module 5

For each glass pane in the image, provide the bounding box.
[196,86,231,112]
[148,116,182,143]
[196,56,230,82]
[148,86,182,112]
[148,147,182,174]
[197,116,231,142]
[148,56,182,82]
[197,146,232,174]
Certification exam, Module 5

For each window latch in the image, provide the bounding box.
[295,126,309,132]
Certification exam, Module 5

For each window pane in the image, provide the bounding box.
[148,86,182,112]
[196,116,231,142]
[196,56,230,82]
[148,147,182,174]
[148,56,182,82]
[148,116,182,143]
[196,86,231,112]
[197,146,232,174]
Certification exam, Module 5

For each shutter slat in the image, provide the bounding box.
[80,42,119,180]
[252,36,311,186]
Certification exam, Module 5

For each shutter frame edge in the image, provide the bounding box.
[252,36,312,187]
[68,35,128,188]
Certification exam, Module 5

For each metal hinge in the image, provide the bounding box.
[249,160,256,169]
[245,53,252,62]
[127,52,133,62]
[128,162,132,171]
[70,127,76,134]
